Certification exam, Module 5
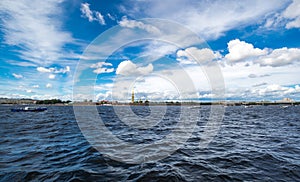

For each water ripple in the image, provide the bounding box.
[0,105,299,181]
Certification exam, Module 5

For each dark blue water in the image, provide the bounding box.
[0,105,300,181]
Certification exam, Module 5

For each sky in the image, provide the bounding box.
[0,0,300,101]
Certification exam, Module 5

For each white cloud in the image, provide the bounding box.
[60,66,71,73]
[95,12,105,25]
[79,18,203,71]
[0,0,74,65]
[256,47,300,67]
[118,16,160,34]
[141,42,178,62]
[90,62,112,68]
[107,13,115,20]
[46,83,52,88]
[105,52,300,101]
[112,63,213,101]
[263,0,300,29]
[96,91,112,101]
[49,74,56,79]
[282,0,300,29]
[251,84,300,97]
[80,3,106,25]
[90,62,114,74]
[116,60,153,76]
[177,47,221,64]
[37,67,51,73]
[224,39,300,67]
[94,83,114,91]
[32,85,39,88]
[93,68,114,74]
[37,66,70,73]
[120,0,287,39]
[7,60,37,67]
[80,3,94,22]
[225,39,268,63]
[12,73,23,79]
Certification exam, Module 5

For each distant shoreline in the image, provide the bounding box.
[2,101,299,107]
[2,97,299,106]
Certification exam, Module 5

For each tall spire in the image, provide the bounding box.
[131,88,134,103]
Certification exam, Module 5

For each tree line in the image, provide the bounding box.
[36,99,71,105]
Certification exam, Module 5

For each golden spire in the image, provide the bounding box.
[131,88,134,103]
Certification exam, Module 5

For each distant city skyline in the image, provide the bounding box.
[0,0,300,101]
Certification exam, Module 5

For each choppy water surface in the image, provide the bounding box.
[0,105,299,181]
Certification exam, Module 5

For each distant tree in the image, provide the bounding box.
[145,100,149,106]
[36,99,67,105]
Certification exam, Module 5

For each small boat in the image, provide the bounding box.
[280,105,289,109]
[11,106,47,112]
[189,106,201,109]
[244,105,253,108]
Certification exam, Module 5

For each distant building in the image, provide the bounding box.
[0,98,36,104]
[280,98,294,103]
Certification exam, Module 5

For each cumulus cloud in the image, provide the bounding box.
[253,84,300,97]
[32,85,39,88]
[37,66,70,73]
[12,73,23,79]
[37,67,51,73]
[224,39,300,67]
[49,74,56,79]
[118,16,160,34]
[80,3,106,25]
[116,60,153,76]
[177,47,221,64]
[225,39,268,63]
[46,83,52,88]
[96,91,112,101]
[256,47,300,67]
[90,62,114,74]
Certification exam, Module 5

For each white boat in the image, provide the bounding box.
[189,106,201,109]
[280,105,289,109]
[11,106,47,112]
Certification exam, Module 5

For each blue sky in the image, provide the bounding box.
[0,0,300,101]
